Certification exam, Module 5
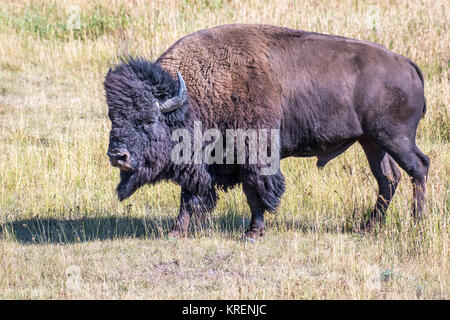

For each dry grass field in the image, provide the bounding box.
[0,0,448,299]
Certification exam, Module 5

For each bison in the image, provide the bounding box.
[104,24,429,240]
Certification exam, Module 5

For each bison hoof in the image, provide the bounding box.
[243,226,265,242]
[168,229,187,239]
[360,216,383,234]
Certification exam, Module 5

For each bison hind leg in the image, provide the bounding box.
[359,137,402,231]
[383,143,429,220]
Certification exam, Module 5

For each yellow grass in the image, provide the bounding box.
[0,0,448,299]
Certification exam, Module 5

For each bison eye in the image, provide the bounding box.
[134,117,152,126]
[142,123,153,133]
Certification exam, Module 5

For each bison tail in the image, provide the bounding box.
[423,98,427,118]
[409,59,427,118]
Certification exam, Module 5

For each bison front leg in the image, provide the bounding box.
[169,188,217,238]
[243,184,266,240]
[242,169,286,241]
[169,194,191,238]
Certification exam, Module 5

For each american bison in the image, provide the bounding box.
[104,24,429,240]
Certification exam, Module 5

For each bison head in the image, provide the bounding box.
[104,58,188,201]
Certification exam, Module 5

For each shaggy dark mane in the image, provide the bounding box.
[127,57,178,100]
[107,56,178,101]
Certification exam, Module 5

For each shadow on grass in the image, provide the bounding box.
[0,213,251,244]
[0,209,368,244]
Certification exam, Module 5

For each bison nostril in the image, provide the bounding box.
[107,149,129,159]
[107,149,132,170]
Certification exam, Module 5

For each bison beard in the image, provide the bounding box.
[105,24,429,240]
[117,170,142,202]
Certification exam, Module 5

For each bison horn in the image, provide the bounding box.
[159,71,187,113]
